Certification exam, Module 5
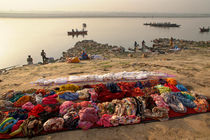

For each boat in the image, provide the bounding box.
[200,27,209,32]
[67,30,88,36]
[144,22,181,27]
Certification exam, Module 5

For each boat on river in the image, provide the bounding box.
[67,30,88,36]
[144,22,181,27]
[200,27,209,32]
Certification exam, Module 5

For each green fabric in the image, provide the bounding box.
[9,94,24,103]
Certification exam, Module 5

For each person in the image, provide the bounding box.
[76,29,78,32]
[170,37,174,48]
[72,29,75,32]
[134,41,138,52]
[142,40,145,48]
[41,50,47,64]
[80,50,89,60]
[27,55,33,65]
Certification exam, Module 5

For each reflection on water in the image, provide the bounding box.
[0,18,210,68]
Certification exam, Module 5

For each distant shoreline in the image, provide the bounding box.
[1,13,210,18]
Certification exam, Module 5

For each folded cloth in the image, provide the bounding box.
[78,107,98,130]
[60,101,75,115]
[0,117,17,133]
[166,78,177,86]
[193,99,209,112]
[42,94,58,105]
[161,92,187,113]
[14,95,33,107]
[59,92,79,101]
[22,102,35,111]
[176,84,188,92]
[171,92,197,108]
[9,120,24,137]
[97,114,113,127]
[43,118,64,132]
[9,109,28,120]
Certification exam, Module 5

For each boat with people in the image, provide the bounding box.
[67,30,88,36]
[200,27,209,32]
[68,23,88,37]
[144,22,181,27]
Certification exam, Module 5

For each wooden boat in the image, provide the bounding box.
[200,27,209,32]
[144,22,180,27]
[67,30,88,36]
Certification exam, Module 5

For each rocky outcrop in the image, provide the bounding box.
[62,40,126,59]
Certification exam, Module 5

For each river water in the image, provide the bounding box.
[0,17,210,68]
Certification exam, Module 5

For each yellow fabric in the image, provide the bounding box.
[59,84,80,92]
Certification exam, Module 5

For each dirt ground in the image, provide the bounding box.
[1,47,210,140]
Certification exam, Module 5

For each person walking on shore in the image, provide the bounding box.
[170,37,174,48]
[27,55,33,65]
[134,41,138,52]
[142,40,145,48]
[41,50,47,64]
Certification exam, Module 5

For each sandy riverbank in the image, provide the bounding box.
[0,46,210,140]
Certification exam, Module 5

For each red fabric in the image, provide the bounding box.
[164,83,181,92]
[95,84,125,102]
[11,120,24,132]
[76,101,92,108]
[97,114,113,127]
[28,104,45,117]
[169,107,197,118]
[42,94,58,105]
[36,89,46,96]
[132,88,145,96]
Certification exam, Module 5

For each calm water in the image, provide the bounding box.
[0,17,210,68]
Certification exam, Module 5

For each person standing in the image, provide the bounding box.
[41,50,47,64]
[27,55,33,65]
[142,40,145,48]
[134,41,138,52]
[170,37,174,48]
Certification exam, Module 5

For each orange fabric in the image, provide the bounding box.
[166,78,177,86]
[14,96,31,107]
[67,57,80,63]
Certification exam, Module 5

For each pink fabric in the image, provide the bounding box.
[78,107,98,130]
[22,102,34,111]
[89,89,98,102]
[151,94,170,110]
[42,94,58,105]
[97,114,113,127]
[59,101,75,115]
[78,121,93,130]
[79,107,98,123]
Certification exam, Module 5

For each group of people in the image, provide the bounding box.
[27,50,48,65]
[134,40,146,52]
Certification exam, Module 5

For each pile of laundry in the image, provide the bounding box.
[0,76,209,139]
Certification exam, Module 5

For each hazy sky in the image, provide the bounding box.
[0,0,210,13]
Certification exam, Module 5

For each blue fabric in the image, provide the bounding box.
[9,109,28,120]
[171,92,197,108]
[106,82,122,93]
[44,90,56,97]
[159,79,167,85]
[0,117,17,133]
[176,84,188,92]
[59,92,79,101]
[135,81,144,89]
